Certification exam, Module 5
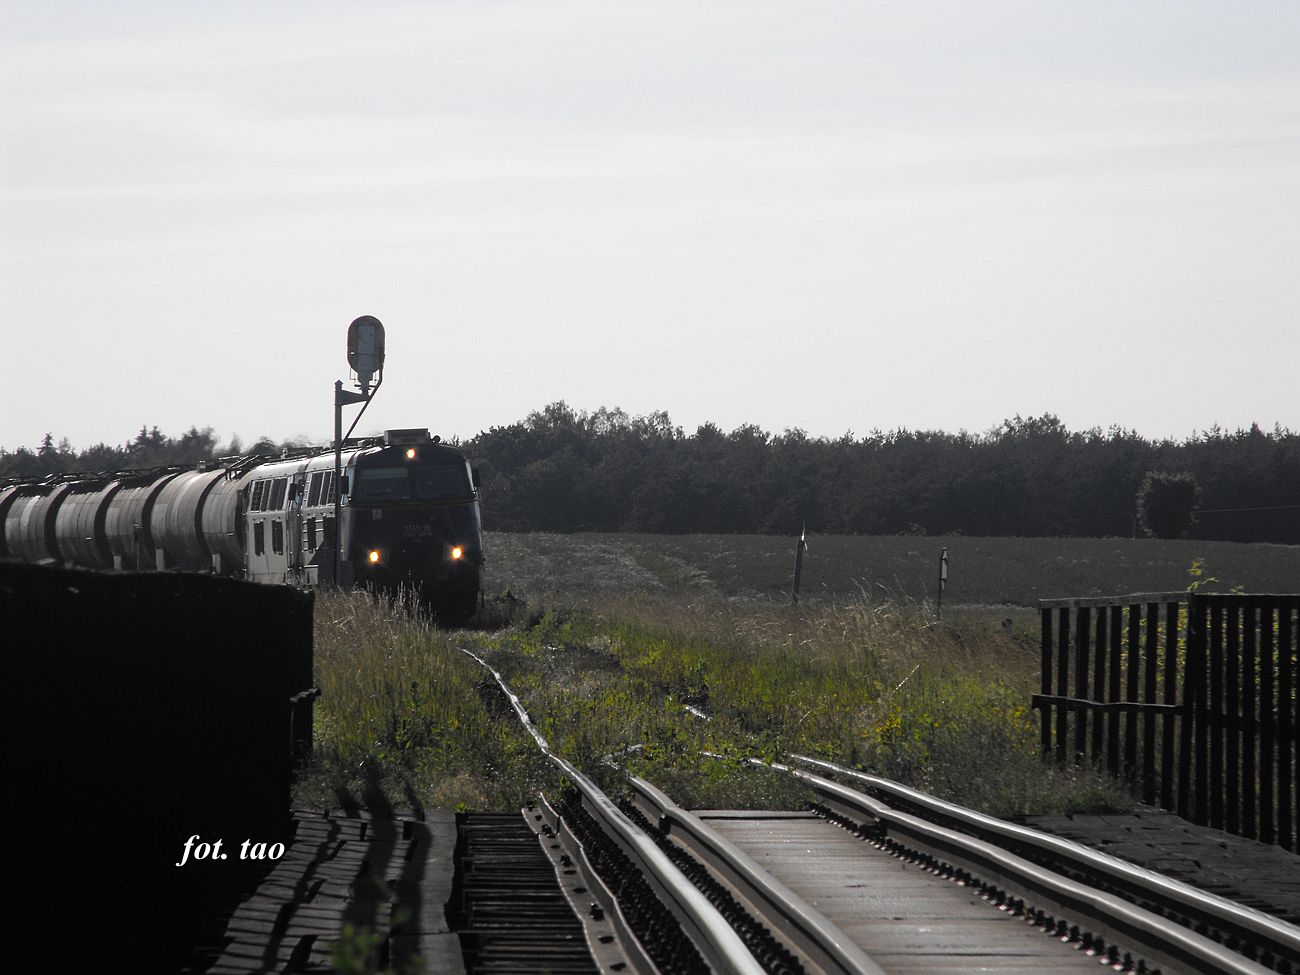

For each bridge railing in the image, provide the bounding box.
[1034,592,1297,850]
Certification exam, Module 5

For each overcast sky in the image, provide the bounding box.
[2,1,1297,453]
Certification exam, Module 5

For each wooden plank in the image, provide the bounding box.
[1124,603,1141,782]
[1040,608,1053,758]
[1074,607,1091,765]
[1092,604,1108,766]
[1107,604,1123,775]
[1209,600,1225,829]
[1260,598,1277,845]
[1142,601,1160,805]
[1243,598,1259,840]
[1030,695,1178,714]
[1279,603,1295,851]
[1038,592,1186,609]
[1056,607,1070,764]
[1225,600,1242,835]
[1180,595,1206,826]
[1160,600,1179,812]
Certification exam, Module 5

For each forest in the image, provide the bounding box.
[3,405,1297,544]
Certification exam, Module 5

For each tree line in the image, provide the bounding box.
[4,406,1297,543]
[0,426,283,479]
[463,405,1297,543]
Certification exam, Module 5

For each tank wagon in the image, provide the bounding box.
[0,428,483,621]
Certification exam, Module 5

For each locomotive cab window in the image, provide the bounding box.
[250,480,267,511]
[308,472,324,507]
[269,478,288,510]
[352,467,409,502]
[352,457,473,503]
[415,464,473,501]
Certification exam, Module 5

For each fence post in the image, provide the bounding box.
[1124,603,1141,782]
[1074,607,1091,764]
[1243,598,1259,839]
[1278,600,1295,852]
[1040,608,1053,758]
[1091,607,1108,766]
[1160,600,1179,811]
[1177,595,1208,822]
[1142,600,1160,804]
[1209,600,1225,829]
[1260,597,1277,845]
[1056,607,1070,764]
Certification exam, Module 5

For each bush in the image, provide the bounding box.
[1137,471,1202,539]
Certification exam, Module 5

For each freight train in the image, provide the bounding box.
[0,428,483,621]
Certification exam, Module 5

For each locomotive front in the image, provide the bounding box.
[344,430,482,620]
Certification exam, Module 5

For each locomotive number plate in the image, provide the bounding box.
[402,524,434,539]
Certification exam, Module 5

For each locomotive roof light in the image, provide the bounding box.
[384,428,431,446]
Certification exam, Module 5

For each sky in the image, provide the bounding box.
[2,0,1297,453]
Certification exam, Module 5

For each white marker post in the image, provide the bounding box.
[937,546,948,619]
[791,524,808,604]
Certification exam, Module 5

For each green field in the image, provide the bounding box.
[482,531,1299,607]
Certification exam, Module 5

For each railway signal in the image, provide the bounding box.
[334,316,386,586]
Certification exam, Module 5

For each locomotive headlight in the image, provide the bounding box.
[450,545,463,560]
[405,448,417,460]
[368,549,382,564]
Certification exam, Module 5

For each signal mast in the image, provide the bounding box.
[332,316,385,586]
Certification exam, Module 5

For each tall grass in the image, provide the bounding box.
[472,593,1132,817]
[296,588,555,814]
[300,573,1139,818]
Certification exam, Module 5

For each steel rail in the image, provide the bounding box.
[628,776,887,975]
[789,753,1300,969]
[459,649,767,975]
[757,757,1283,975]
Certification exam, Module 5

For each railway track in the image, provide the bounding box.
[459,650,1299,975]
[202,655,1298,973]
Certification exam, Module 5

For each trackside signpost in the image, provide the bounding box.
[937,546,948,619]
[333,315,386,586]
[791,525,808,604]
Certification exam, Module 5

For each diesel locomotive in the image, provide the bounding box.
[0,428,483,621]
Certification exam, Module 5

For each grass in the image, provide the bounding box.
[298,582,1140,818]
[286,529,1291,975]
[295,588,559,814]
[470,595,1132,816]
[296,532,1291,819]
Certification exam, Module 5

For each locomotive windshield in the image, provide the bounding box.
[352,458,473,503]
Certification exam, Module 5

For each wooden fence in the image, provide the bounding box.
[1034,592,1297,850]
